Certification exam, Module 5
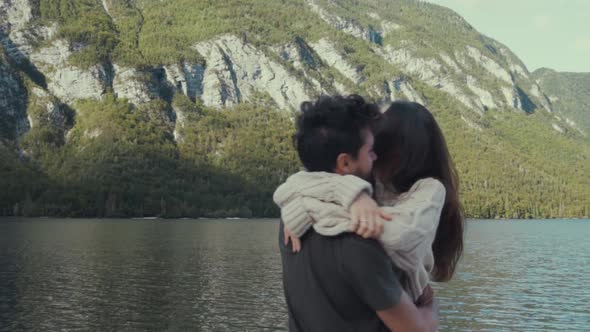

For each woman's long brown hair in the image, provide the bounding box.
[373,101,464,282]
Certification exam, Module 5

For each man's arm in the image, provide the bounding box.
[342,238,438,332]
[377,292,438,332]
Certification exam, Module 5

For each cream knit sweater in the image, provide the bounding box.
[273,171,446,301]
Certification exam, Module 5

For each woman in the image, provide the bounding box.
[273,101,464,304]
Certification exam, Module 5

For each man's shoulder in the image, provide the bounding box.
[338,235,404,311]
[335,234,404,278]
[280,223,392,268]
[317,233,396,274]
[301,228,387,255]
[338,233,388,255]
[307,229,384,251]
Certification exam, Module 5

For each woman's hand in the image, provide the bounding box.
[415,284,435,307]
[284,226,302,253]
[350,193,392,239]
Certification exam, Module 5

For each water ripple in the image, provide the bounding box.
[0,218,588,331]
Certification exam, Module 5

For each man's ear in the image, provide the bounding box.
[334,153,352,175]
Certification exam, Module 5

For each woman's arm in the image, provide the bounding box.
[360,178,446,301]
[273,171,375,238]
[378,178,446,252]
[274,171,373,207]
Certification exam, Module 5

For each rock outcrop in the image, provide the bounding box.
[0,50,28,138]
[194,34,310,110]
[29,40,110,104]
[310,38,362,84]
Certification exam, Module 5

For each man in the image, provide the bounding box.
[279,95,438,332]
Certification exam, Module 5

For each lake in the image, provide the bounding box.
[0,218,588,331]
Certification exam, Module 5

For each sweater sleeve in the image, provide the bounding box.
[378,178,446,253]
[279,196,313,236]
[273,172,314,237]
[272,171,373,237]
[299,172,373,208]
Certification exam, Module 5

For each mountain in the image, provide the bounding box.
[0,0,588,218]
[532,68,590,137]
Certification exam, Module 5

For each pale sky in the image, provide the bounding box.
[426,0,590,73]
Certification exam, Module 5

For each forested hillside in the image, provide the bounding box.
[0,0,588,218]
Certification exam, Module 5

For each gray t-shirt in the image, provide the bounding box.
[279,222,403,332]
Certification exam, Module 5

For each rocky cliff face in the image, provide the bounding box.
[0,0,31,139]
[29,40,111,103]
[532,68,590,137]
[0,0,35,61]
[0,48,28,139]
[0,0,583,142]
[194,34,311,109]
[300,0,556,117]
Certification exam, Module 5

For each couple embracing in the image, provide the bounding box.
[273,95,464,331]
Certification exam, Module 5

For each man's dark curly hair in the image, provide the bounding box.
[293,95,381,172]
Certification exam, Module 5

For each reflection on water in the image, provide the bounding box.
[0,219,588,331]
[435,220,590,331]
